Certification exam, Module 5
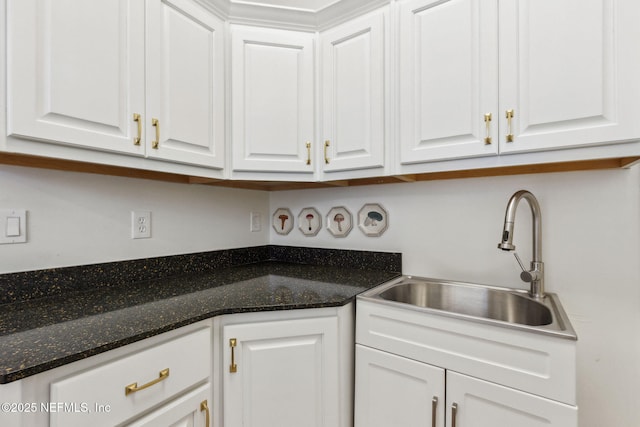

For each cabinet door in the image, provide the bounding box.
[398,0,499,164]
[7,0,146,155]
[354,345,445,427]
[498,0,640,153]
[321,9,386,173]
[446,371,577,427]
[125,385,211,427]
[223,317,339,427]
[231,25,315,173]
[145,0,225,168]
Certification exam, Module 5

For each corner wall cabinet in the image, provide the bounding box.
[319,8,387,175]
[7,0,225,170]
[230,25,315,176]
[398,0,640,166]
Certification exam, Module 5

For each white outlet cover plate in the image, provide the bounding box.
[132,211,151,239]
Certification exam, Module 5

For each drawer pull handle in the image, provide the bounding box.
[452,402,458,427]
[124,368,170,396]
[151,118,160,149]
[133,113,142,145]
[431,396,438,427]
[230,338,238,373]
[200,400,211,427]
[505,109,515,142]
[324,140,330,164]
[306,142,311,165]
[483,113,492,145]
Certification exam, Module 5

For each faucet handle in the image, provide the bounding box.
[513,252,535,283]
[513,252,542,283]
[513,252,526,271]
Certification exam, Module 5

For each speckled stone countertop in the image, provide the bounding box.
[0,246,401,384]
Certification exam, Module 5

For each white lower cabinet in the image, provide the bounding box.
[355,299,578,427]
[219,306,353,427]
[355,345,577,427]
[446,371,577,427]
[49,325,212,427]
[355,345,445,427]
[125,385,211,427]
[7,321,213,427]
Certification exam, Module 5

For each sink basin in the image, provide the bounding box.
[359,276,577,339]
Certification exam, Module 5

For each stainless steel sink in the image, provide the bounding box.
[359,276,577,339]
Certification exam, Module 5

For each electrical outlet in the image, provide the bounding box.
[250,212,262,232]
[132,211,151,239]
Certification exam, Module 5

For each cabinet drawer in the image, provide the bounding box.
[50,327,211,427]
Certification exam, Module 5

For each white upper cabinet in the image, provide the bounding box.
[231,25,315,175]
[320,8,387,174]
[398,0,499,164]
[7,0,225,170]
[145,0,225,168]
[399,0,640,165]
[498,0,640,153]
[7,0,146,156]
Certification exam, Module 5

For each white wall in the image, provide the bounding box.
[2,162,639,426]
[270,166,640,427]
[0,165,269,273]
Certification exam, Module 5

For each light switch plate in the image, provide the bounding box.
[250,211,262,232]
[0,209,27,244]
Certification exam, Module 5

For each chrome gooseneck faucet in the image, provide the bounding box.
[498,190,545,299]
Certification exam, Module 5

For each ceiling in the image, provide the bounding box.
[230,0,341,12]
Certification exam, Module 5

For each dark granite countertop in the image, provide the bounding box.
[0,246,401,384]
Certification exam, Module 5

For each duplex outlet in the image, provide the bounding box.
[132,211,151,239]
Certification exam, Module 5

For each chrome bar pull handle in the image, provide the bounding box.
[431,397,438,427]
[451,402,458,427]
[505,109,514,142]
[151,118,160,149]
[200,400,211,427]
[324,140,330,164]
[229,338,238,373]
[306,142,311,165]
[484,113,492,145]
[133,113,142,145]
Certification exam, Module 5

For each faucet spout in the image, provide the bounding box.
[498,190,545,299]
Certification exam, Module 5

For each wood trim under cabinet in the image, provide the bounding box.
[0,152,638,192]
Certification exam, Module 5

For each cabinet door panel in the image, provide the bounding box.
[321,10,385,172]
[399,0,498,163]
[125,385,210,427]
[146,0,225,168]
[446,371,577,427]
[8,0,145,155]
[355,345,445,427]
[231,26,315,173]
[499,0,640,152]
[223,317,338,427]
